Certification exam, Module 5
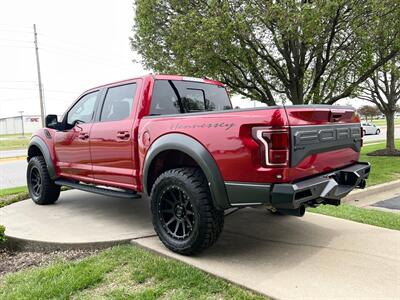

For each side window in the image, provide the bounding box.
[67,91,98,126]
[150,80,181,115]
[100,83,137,122]
[150,79,232,115]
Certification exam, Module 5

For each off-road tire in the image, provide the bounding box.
[150,167,224,255]
[27,156,61,205]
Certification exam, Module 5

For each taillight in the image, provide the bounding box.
[252,127,289,167]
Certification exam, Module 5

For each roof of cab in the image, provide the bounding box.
[81,74,224,95]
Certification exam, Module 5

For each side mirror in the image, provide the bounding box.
[45,114,59,129]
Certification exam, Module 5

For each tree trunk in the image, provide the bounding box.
[385,111,396,151]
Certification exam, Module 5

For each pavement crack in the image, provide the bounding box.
[131,234,157,241]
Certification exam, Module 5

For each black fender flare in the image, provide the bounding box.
[143,133,230,210]
[28,136,57,180]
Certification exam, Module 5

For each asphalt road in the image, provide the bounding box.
[0,159,27,189]
[363,126,400,142]
[0,149,26,159]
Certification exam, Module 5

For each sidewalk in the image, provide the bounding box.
[344,179,400,213]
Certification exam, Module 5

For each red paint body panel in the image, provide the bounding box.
[31,74,362,193]
[54,123,93,179]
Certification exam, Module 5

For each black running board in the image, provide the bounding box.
[55,180,141,199]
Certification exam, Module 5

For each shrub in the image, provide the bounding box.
[0,225,6,243]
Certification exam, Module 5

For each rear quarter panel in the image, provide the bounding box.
[139,105,362,185]
[138,108,291,184]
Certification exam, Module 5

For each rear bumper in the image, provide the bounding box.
[224,162,371,208]
[270,162,371,209]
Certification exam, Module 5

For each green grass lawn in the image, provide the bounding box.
[0,186,28,197]
[0,245,266,300]
[0,138,29,151]
[359,140,400,186]
[0,133,31,139]
[371,118,400,126]
[309,204,400,230]
[0,186,29,208]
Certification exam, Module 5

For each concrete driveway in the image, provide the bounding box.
[135,208,400,300]
[1,190,399,299]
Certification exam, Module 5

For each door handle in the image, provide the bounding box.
[78,132,89,140]
[117,131,130,140]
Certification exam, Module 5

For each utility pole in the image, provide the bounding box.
[18,111,24,137]
[33,24,45,127]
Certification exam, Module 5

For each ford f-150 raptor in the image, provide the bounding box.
[26,74,370,254]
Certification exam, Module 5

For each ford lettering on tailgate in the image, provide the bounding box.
[291,124,362,166]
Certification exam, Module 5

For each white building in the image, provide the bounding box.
[0,115,42,135]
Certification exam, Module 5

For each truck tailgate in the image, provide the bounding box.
[284,106,362,180]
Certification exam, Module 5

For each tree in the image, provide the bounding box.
[132,0,400,106]
[357,105,380,121]
[359,58,400,153]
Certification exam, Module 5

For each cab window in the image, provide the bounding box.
[67,91,98,127]
[100,83,137,122]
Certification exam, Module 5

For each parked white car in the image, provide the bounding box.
[361,122,380,135]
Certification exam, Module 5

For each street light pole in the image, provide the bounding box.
[33,24,45,127]
[18,111,24,137]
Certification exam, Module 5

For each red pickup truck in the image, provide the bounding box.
[27,74,370,254]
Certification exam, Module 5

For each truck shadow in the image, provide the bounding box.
[194,207,339,270]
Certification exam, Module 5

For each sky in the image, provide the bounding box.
[0,0,363,119]
[0,0,148,118]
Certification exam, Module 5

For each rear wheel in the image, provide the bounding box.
[150,168,224,255]
[27,156,60,205]
[376,129,380,135]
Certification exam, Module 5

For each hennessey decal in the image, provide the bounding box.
[170,122,235,131]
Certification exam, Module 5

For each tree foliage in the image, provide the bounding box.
[357,104,380,120]
[132,0,400,105]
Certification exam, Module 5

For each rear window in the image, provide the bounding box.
[150,80,232,115]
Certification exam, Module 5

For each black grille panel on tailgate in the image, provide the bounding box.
[290,123,362,166]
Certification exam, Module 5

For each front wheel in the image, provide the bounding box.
[150,168,224,255]
[27,156,61,205]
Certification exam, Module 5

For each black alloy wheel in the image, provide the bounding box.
[29,166,42,198]
[158,185,195,240]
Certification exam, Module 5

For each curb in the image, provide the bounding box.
[3,236,133,252]
[130,239,269,299]
[343,180,400,203]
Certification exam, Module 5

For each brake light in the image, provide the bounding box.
[252,127,290,167]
